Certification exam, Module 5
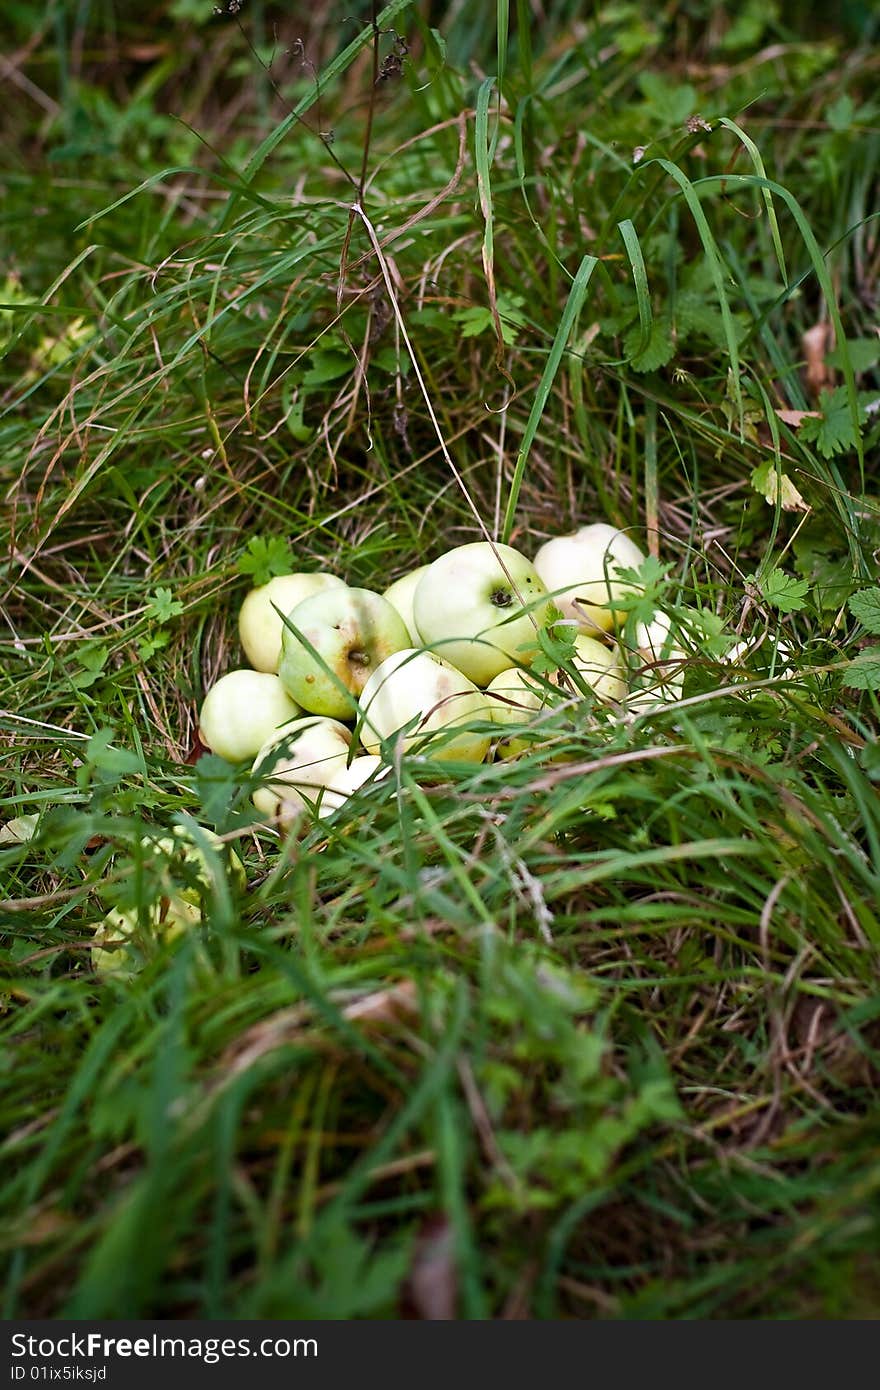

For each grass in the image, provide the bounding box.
[2,0,880,1318]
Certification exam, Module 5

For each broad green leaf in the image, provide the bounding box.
[848,589,880,635]
[843,649,880,691]
[799,386,864,458]
[237,537,292,586]
[638,73,698,125]
[624,316,675,372]
[825,338,880,374]
[753,567,810,613]
[302,349,351,387]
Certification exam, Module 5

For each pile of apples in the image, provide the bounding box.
[90,523,685,974]
[197,523,684,830]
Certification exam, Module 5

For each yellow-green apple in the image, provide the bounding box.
[412,542,552,685]
[318,754,390,818]
[382,565,430,643]
[486,666,551,758]
[533,523,645,634]
[555,634,627,704]
[358,648,492,763]
[139,825,246,902]
[198,669,301,762]
[238,571,346,672]
[251,716,354,828]
[90,825,245,976]
[627,647,687,714]
[278,586,410,719]
[91,896,201,977]
[635,609,675,661]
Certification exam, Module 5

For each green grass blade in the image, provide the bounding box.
[718,116,789,284]
[501,253,598,543]
[618,218,653,357]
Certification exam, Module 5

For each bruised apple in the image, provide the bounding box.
[278,586,410,719]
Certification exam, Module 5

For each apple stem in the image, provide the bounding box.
[349,649,372,667]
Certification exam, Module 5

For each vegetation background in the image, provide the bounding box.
[2,0,879,1318]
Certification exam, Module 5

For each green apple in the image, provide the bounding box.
[486,665,551,758]
[278,586,410,719]
[319,754,390,819]
[150,817,246,895]
[555,634,627,704]
[628,611,687,714]
[144,824,247,901]
[238,571,346,672]
[90,825,245,977]
[251,716,354,829]
[412,542,552,686]
[198,669,301,763]
[533,523,645,634]
[382,564,430,643]
[627,646,686,715]
[635,609,675,662]
[91,896,201,978]
[358,648,492,763]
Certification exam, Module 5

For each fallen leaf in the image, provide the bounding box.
[775,408,821,426]
[400,1216,457,1320]
[802,322,834,395]
[0,815,39,845]
[751,460,809,512]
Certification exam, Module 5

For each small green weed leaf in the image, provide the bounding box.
[302,349,351,387]
[825,338,880,374]
[280,382,314,442]
[752,567,810,613]
[719,1,773,52]
[843,649,880,691]
[194,753,241,824]
[146,587,183,624]
[848,589,880,635]
[638,72,698,125]
[794,530,855,612]
[252,1218,412,1319]
[238,536,292,586]
[72,643,109,690]
[79,729,143,785]
[453,292,525,345]
[137,630,171,661]
[611,556,673,627]
[532,621,577,676]
[858,741,880,781]
[624,316,675,372]
[825,94,855,132]
[370,345,412,374]
[799,386,864,458]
